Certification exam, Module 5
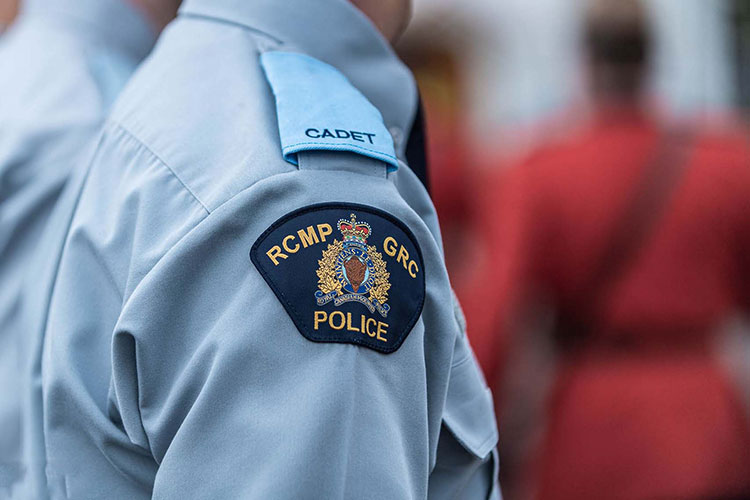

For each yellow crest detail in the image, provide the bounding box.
[367,244,390,305]
[317,240,344,296]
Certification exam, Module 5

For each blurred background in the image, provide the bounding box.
[397,1,750,500]
[403,0,749,148]
[398,0,750,273]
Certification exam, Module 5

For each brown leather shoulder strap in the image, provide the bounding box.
[559,129,692,342]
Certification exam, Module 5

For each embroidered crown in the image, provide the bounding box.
[337,214,371,244]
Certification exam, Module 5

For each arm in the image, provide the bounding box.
[109,167,499,498]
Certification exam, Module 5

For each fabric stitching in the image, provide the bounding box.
[450,352,474,370]
[284,142,398,162]
[444,414,498,459]
[179,12,283,45]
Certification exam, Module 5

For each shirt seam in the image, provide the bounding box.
[127,166,407,310]
[179,12,282,45]
[109,121,212,215]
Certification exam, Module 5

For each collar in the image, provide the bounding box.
[179,0,418,158]
[21,0,157,61]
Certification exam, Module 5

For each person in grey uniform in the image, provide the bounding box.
[0,0,177,496]
[26,0,501,498]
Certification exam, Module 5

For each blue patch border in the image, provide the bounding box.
[250,202,426,354]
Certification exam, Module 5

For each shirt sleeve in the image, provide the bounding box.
[428,297,500,499]
[108,167,499,498]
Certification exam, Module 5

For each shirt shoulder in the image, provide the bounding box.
[0,19,107,130]
[82,15,427,301]
[107,17,290,213]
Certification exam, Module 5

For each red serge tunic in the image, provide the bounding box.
[462,109,750,500]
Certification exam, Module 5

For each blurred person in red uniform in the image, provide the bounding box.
[460,0,750,499]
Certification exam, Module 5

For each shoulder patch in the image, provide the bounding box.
[260,51,399,171]
[250,204,425,354]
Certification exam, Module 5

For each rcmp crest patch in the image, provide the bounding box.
[314,214,391,318]
[250,204,425,354]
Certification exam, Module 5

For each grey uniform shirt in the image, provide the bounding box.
[28,0,500,498]
[0,0,154,494]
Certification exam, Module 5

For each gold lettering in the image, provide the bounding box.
[317,223,333,242]
[365,318,377,337]
[297,226,319,248]
[266,246,287,266]
[377,322,388,342]
[346,312,360,332]
[383,236,398,257]
[314,311,327,330]
[282,235,299,253]
[315,312,388,342]
[329,311,346,330]
[408,260,418,278]
[397,246,410,269]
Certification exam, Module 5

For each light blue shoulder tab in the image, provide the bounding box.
[260,51,398,172]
